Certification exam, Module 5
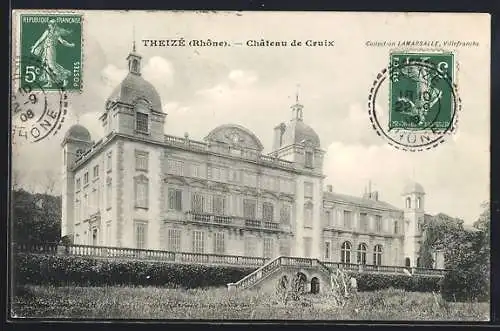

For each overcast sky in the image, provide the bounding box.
[12,11,490,224]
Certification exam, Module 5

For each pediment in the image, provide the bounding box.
[204,124,264,152]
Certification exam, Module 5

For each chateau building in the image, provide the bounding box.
[61,45,443,269]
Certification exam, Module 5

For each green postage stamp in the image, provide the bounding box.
[368,51,460,152]
[389,52,454,131]
[19,14,82,91]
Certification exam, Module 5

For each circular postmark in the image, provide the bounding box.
[11,55,68,144]
[368,55,461,152]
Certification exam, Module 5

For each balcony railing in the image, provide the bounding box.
[163,134,295,171]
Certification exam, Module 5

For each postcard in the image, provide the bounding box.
[10,10,490,321]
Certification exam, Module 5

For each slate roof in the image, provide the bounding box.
[323,191,403,212]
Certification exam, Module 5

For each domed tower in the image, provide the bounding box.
[61,124,93,241]
[402,181,426,268]
[100,42,166,141]
[271,93,324,172]
[271,91,325,259]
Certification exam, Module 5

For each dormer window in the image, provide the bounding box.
[305,151,313,168]
[135,101,150,134]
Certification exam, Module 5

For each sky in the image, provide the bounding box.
[11,11,490,224]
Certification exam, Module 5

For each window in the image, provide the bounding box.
[357,243,367,264]
[191,193,205,213]
[262,202,274,222]
[83,194,88,219]
[341,241,352,263]
[325,210,333,226]
[106,152,112,172]
[135,176,149,209]
[91,189,97,211]
[83,172,89,185]
[245,237,257,256]
[304,237,312,257]
[394,220,400,234]
[213,195,227,215]
[213,232,225,254]
[76,178,81,191]
[106,178,112,209]
[280,204,291,225]
[304,182,313,198]
[405,197,411,208]
[135,222,147,249]
[168,188,182,211]
[168,229,181,252]
[343,210,352,229]
[135,151,149,171]
[324,241,331,259]
[394,246,399,265]
[75,198,80,223]
[360,213,368,232]
[93,165,99,178]
[375,215,383,233]
[304,203,313,228]
[416,197,421,209]
[229,169,240,183]
[373,244,383,266]
[167,159,184,176]
[279,240,290,256]
[136,112,149,133]
[243,199,256,219]
[105,222,112,246]
[263,238,273,258]
[192,231,204,253]
[305,151,313,168]
[191,163,201,178]
[243,172,257,187]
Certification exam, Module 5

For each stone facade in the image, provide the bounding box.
[60,46,444,269]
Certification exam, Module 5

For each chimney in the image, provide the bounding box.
[326,185,333,192]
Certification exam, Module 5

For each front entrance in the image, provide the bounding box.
[310,277,320,294]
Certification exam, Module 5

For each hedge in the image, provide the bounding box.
[346,271,442,292]
[14,253,257,288]
[14,253,442,292]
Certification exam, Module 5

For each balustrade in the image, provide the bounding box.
[14,243,449,278]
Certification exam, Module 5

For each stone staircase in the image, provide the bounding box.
[228,256,332,292]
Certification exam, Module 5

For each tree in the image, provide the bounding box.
[12,189,62,244]
[440,203,490,302]
[418,213,464,268]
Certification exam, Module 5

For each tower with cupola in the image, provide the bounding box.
[402,181,426,267]
[271,90,325,259]
[100,41,166,141]
[61,124,93,241]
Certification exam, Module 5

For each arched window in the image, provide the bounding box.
[341,241,352,263]
[357,243,367,264]
[373,244,383,266]
[416,197,421,209]
[405,197,411,209]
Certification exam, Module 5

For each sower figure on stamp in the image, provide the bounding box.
[30,19,75,88]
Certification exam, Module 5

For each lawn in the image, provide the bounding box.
[11,285,489,321]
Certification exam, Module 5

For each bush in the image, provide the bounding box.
[440,269,489,302]
[14,253,257,288]
[346,272,441,292]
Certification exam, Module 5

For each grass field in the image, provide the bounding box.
[12,285,489,321]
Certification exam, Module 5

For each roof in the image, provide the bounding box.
[402,181,425,195]
[323,191,402,212]
[106,73,162,112]
[281,119,321,148]
[64,124,91,142]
